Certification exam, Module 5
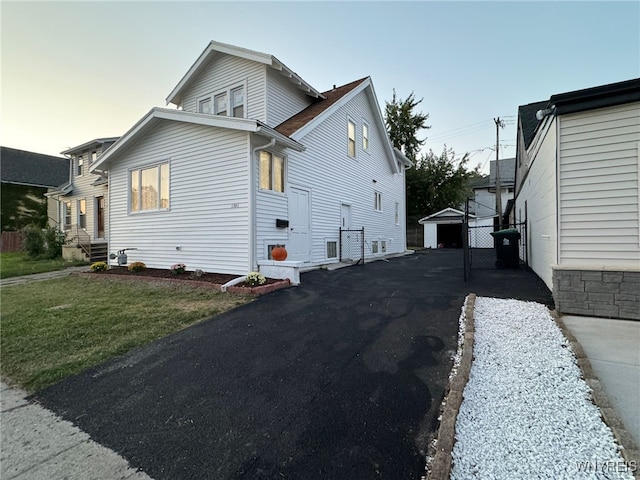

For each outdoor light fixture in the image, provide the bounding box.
[536,105,556,121]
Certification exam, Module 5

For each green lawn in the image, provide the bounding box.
[0,275,252,392]
[0,252,86,279]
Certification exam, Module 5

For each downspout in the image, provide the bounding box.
[250,138,276,272]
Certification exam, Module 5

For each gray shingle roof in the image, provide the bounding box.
[489,157,516,186]
[1,146,70,188]
[518,101,547,150]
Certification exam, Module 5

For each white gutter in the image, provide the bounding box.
[250,138,276,272]
[220,275,248,292]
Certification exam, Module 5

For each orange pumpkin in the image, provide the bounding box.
[272,245,288,261]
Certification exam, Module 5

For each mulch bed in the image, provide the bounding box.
[88,268,290,295]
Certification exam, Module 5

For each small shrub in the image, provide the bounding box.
[170,263,186,274]
[128,261,146,272]
[42,226,66,259]
[22,225,45,259]
[90,262,108,272]
[245,271,266,287]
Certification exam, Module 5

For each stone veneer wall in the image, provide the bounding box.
[553,268,640,321]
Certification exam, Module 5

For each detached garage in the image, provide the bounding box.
[418,208,494,249]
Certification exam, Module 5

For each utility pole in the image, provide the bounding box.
[494,117,505,228]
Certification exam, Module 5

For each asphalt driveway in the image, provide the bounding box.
[35,250,552,479]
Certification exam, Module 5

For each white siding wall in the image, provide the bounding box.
[62,148,109,241]
[515,117,558,289]
[180,54,267,123]
[254,90,406,264]
[558,102,640,267]
[266,68,313,127]
[108,121,250,274]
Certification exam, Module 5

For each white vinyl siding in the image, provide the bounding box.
[515,117,558,289]
[108,121,250,274]
[281,89,406,263]
[266,68,313,127]
[181,53,266,123]
[558,102,640,267]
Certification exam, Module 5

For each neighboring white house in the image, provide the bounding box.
[91,41,410,280]
[515,78,640,320]
[468,158,516,223]
[47,137,119,262]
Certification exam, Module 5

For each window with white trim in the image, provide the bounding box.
[395,202,400,224]
[347,119,356,158]
[129,162,169,213]
[76,155,83,176]
[259,151,285,193]
[231,87,244,117]
[64,201,72,229]
[214,92,228,116]
[374,191,382,211]
[198,96,213,114]
[362,121,369,152]
[91,151,97,163]
[78,199,86,228]
[372,240,379,254]
[381,240,387,253]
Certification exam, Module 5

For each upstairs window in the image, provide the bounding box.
[259,151,285,193]
[231,87,244,117]
[214,93,228,116]
[76,156,83,176]
[348,119,356,158]
[91,151,97,163]
[198,96,213,114]
[362,121,369,151]
[130,162,170,213]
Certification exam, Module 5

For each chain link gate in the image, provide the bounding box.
[339,228,365,265]
[463,221,528,281]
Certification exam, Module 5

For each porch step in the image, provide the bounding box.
[90,242,108,262]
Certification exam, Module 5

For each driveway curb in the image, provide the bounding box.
[426,293,476,480]
[553,312,640,479]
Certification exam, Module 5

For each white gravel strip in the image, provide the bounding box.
[451,297,634,480]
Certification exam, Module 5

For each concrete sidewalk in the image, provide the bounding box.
[0,266,89,288]
[0,381,151,480]
[561,315,640,449]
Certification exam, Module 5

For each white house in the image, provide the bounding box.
[47,138,118,262]
[418,208,493,249]
[515,78,640,320]
[91,41,410,281]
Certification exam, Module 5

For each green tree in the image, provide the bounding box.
[384,90,430,163]
[406,147,479,218]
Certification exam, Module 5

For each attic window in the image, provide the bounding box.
[214,93,228,116]
[231,87,244,117]
[76,156,83,176]
[362,121,369,151]
[198,96,213,114]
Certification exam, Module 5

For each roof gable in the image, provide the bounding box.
[166,41,324,107]
[1,147,69,188]
[518,101,547,150]
[418,207,474,223]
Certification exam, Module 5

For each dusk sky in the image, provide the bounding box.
[2,1,638,173]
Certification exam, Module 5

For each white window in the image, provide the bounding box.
[259,151,285,193]
[381,240,387,253]
[372,240,379,254]
[76,155,83,176]
[374,191,382,211]
[362,121,369,151]
[129,162,169,213]
[64,201,72,228]
[198,96,213,114]
[91,151,97,163]
[231,87,244,118]
[347,119,356,158]
[395,202,400,225]
[214,92,228,116]
[77,199,86,228]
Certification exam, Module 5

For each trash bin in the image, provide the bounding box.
[490,228,521,269]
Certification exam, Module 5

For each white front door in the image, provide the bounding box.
[288,187,310,262]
